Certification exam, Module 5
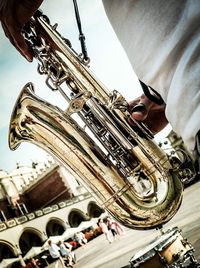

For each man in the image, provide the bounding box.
[0,0,199,168]
[47,240,66,268]
[74,231,87,247]
[102,1,200,149]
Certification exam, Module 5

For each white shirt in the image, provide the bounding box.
[48,243,60,259]
[102,0,200,150]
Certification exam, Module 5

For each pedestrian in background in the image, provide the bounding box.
[47,240,66,268]
[98,218,113,244]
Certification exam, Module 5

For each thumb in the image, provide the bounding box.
[129,95,154,121]
[131,103,149,121]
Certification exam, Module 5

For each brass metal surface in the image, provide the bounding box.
[9,12,183,229]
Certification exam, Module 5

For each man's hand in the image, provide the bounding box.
[128,94,168,134]
[0,0,43,61]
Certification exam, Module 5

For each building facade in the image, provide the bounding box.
[0,157,104,263]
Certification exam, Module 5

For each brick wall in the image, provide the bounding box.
[22,167,72,211]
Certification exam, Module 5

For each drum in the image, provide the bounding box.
[130,227,193,268]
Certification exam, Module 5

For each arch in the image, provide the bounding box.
[46,217,66,237]
[19,228,43,256]
[68,209,88,227]
[87,201,105,218]
[0,240,16,262]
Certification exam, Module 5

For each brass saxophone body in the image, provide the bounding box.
[9,11,183,229]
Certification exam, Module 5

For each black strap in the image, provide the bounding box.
[194,130,200,174]
[72,1,163,105]
[139,80,164,105]
[73,0,89,62]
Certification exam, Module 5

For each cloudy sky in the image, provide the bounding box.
[0,1,170,173]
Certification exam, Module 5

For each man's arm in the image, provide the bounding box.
[0,0,43,61]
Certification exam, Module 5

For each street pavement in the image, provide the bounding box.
[49,180,200,268]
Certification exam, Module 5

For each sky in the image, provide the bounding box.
[0,1,171,173]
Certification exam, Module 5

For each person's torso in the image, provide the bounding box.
[102,0,200,149]
[49,245,60,258]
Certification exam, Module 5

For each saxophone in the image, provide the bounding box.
[9,11,183,229]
